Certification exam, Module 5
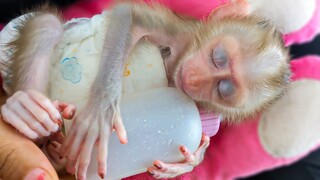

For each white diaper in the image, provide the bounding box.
[0,12,168,110]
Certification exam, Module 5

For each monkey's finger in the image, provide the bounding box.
[52,101,77,119]
[50,131,65,143]
[77,129,97,180]
[113,113,127,144]
[147,164,192,179]
[97,125,112,179]
[151,160,189,174]
[47,141,67,165]
[59,102,76,119]
[193,134,210,159]
[18,95,59,132]
[1,106,38,139]
[27,89,62,124]
[179,146,198,165]
[9,102,50,137]
[65,133,84,174]
[60,127,77,157]
[48,140,62,154]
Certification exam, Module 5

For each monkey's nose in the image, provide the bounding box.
[185,72,208,89]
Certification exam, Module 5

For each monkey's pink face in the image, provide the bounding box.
[175,36,248,107]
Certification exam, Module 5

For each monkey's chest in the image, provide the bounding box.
[48,14,168,110]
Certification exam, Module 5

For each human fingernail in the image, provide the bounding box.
[24,168,47,180]
[147,170,154,176]
[153,163,162,169]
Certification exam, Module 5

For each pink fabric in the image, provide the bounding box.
[291,56,320,81]
[63,0,229,20]
[145,0,229,20]
[283,0,320,46]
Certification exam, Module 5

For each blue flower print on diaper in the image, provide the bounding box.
[61,57,82,83]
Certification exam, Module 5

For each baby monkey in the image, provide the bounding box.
[0,0,290,179]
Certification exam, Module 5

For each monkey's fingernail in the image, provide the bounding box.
[147,170,155,176]
[57,120,63,126]
[153,163,162,169]
[98,172,105,179]
[50,141,58,148]
[180,146,186,153]
[123,135,128,144]
[70,110,74,117]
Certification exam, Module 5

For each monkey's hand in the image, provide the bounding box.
[147,134,210,179]
[41,131,68,172]
[0,89,66,140]
[60,96,127,180]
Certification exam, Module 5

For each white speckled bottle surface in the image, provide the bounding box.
[48,26,201,179]
[87,87,202,179]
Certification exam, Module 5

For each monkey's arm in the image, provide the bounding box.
[60,4,135,180]
[0,13,68,140]
[60,3,195,179]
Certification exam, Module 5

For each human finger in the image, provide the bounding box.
[1,105,39,139]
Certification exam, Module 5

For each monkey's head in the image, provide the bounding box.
[173,15,291,123]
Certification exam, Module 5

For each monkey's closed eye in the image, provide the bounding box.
[212,44,228,68]
[218,79,234,100]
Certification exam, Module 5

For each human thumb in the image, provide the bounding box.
[0,119,59,180]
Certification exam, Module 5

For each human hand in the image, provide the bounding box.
[146,133,210,179]
[0,115,59,180]
[1,89,65,140]
[60,99,127,180]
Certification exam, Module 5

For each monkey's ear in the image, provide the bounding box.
[247,46,290,85]
[207,0,251,21]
